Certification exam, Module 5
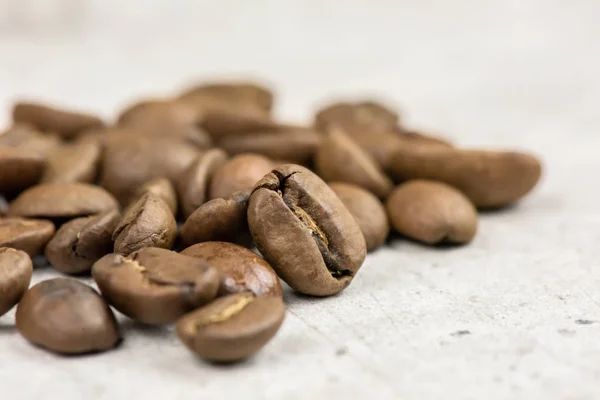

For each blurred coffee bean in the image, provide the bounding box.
[42,140,101,184]
[0,247,33,317]
[0,147,46,195]
[0,218,55,256]
[209,153,274,200]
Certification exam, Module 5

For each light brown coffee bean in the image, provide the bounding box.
[8,183,118,219]
[182,242,282,297]
[209,153,274,200]
[386,180,478,244]
[177,149,228,218]
[200,107,278,137]
[131,178,178,216]
[92,248,220,325]
[180,81,274,114]
[0,248,33,317]
[218,127,322,165]
[120,121,212,149]
[41,140,101,184]
[113,193,176,255]
[248,164,366,296]
[329,182,389,252]
[0,147,46,195]
[16,278,121,354]
[400,129,453,147]
[180,191,250,246]
[12,102,105,140]
[100,134,199,206]
[117,99,199,127]
[315,101,399,135]
[390,146,542,208]
[0,218,55,256]
[176,292,285,362]
[315,128,393,198]
[0,124,62,157]
[45,210,120,274]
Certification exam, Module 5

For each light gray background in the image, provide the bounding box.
[0,1,599,399]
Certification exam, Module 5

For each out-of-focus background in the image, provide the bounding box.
[1,2,600,400]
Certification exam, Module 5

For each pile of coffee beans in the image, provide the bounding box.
[0,81,542,362]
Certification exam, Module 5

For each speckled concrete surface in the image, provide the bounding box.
[0,1,599,399]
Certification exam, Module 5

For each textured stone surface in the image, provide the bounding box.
[0,1,599,399]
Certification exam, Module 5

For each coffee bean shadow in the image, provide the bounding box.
[0,322,17,335]
[478,203,519,215]
[387,233,467,251]
[32,255,53,270]
[119,318,172,339]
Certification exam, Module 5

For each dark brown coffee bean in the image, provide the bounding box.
[0,124,63,157]
[12,102,105,140]
[92,248,220,325]
[315,128,393,198]
[113,193,176,255]
[209,153,274,200]
[180,191,250,246]
[45,209,120,274]
[176,292,285,362]
[16,278,121,354]
[386,180,478,244]
[218,127,322,165]
[390,146,542,208]
[315,101,399,135]
[41,141,101,184]
[131,178,178,216]
[177,149,228,219]
[119,121,212,149]
[8,183,118,219]
[0,248,33,316]
[182,242,282,297]
[180,81,274,114]
[248,164,366,296]
[0,147,46,195]
[329,182,389,252]
[100,134,199,206]
[0,218,55,256]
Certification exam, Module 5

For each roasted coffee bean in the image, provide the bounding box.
[182,242,282,297]
[8,183,118,219]
[0,248,33,316]
[248,164,366,296]
[329,182,389,252]
[117,99,199,126]
[100,134,199,206]
[0,147,46,195]
[121,121,212,149]
[176,292,285,362]
[390,146,542,208]
[0,124,62,157]
[386,180,478,244]
[113,193,176,255]
[181,191,250,246]
[200,108,278,137]
[314,101,399,135]
[180,81,274,114]
[315,128,393,198]
[209,153,274,200]
[45,209,120,274]
[400,129,453,147]
[16,278,121,354]
[0,218,55,256]
[92,248,220,325]
[218,127,322,165]
[12,102,105,140]
[131,178,178,216]
[41,141,101,184]
[177,149,228,218]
